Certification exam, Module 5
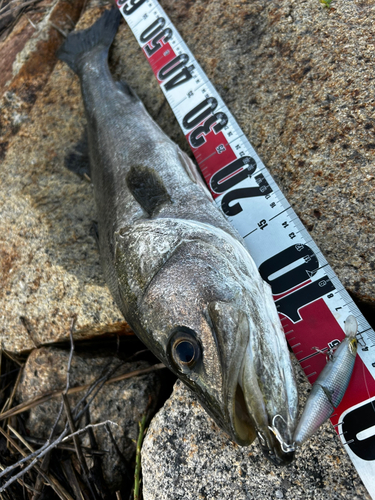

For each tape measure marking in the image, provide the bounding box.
[116,0,375,496]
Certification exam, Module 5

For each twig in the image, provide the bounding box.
[0,0,43,20]
[65,316,76,395]
[105,422,129,471]
[50,21,67,37]
[0,0,29,15]
[0,350,23,368]
[0,0,15,15]
[70,360,122,424]
[85,410,111,499]
[104,420,133,497]
[62,394,99,500]
[32,316,76,500]
[60,459,86,500]
[124,349,150,363]
[0,462,38,494]
[61,420,119,444]
[0,421,117,492]
[0,364,166,422]
[0,320,78,494]
[24,436,106,455]
[0,435,56,487]
[134,415,147,500]
[8,425,74,500]
[23,12,36,29]
[2,364,22,414]
[64,12,74,27]
[0,398,10,418]
[25,354,121,495]
[0,368,20,380]
[0,426,73,499]
[0,323,163,495]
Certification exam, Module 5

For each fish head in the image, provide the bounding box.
[115,219,298,464]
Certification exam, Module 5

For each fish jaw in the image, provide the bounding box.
[236,315,298,465]
[206,300,297,465]
[203,223,299,459]
[206,301,257,445]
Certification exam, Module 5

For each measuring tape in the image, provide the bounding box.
[115,0,375,495]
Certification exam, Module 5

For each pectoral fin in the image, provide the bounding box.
[126,165,171,216]
[65,131,90,179]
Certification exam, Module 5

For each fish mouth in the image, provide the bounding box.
[207,301,297,465]
[231,383,295,466]
[227,339,296,466]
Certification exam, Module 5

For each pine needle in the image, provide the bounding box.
[0,363,165,422]
[134,414,147,500]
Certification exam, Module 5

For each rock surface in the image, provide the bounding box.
[16,346,162,492]
[0,0,86,157]
[0,2,132,353]
[142,378,370,500]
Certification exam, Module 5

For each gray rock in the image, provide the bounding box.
[16,346,162,492]
[0,2,132,354]
[142,378,370,500]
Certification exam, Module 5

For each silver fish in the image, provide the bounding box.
[293,315,358,447]
[57,8,298,464]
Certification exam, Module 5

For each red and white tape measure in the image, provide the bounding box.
[116,0,375,495]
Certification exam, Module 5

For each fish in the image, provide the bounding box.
[57,7,298,465]
[292,315,358,447]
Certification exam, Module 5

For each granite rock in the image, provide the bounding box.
[0,0,86,157]
[0,2,132,353]
[142,377,370,500]
[16,346,162,492]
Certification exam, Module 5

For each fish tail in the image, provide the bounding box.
[57,7,122,74]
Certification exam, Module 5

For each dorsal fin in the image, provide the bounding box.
[126,165,171,216]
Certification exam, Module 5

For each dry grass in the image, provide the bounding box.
[0,319,166,499]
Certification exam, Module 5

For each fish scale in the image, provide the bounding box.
[116,0,375,497]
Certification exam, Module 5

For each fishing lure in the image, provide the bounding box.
[293,315,358,446]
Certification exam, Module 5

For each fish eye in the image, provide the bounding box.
[168,327,201,371]
[174,340,196,364]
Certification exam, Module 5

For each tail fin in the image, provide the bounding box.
[57,7,122,74]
